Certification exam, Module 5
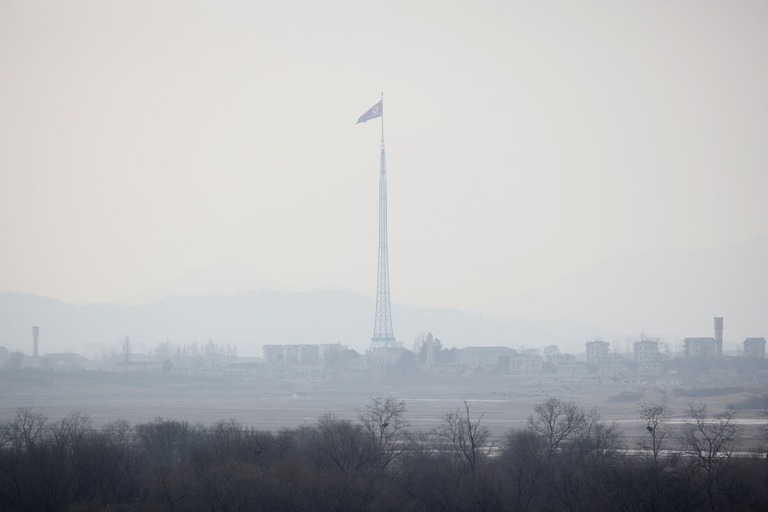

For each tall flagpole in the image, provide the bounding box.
[370,92,396,350]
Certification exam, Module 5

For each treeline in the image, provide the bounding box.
[152,339,238,360]
[0,398,767,511]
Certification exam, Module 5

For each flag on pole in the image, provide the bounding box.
[356,100,383,124]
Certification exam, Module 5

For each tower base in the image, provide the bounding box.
[370,336,397,350]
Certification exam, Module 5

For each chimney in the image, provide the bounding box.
[32,326,39,357]
[425,332,434,369]
[714,317,723,357]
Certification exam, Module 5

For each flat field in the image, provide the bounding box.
[1,370,766,448]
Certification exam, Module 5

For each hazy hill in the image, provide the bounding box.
[480,237,768,351]
[0,290,609,358]
[2,238,764,358]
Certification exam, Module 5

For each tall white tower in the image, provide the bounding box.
[371,130,396,349]
[357,97,396,350]
[714,317,723,357]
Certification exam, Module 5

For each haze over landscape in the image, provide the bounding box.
[1,233,766,357]
[1,0,767,357]
[3,4,768,510]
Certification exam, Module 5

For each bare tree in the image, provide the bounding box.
[50,410,92,448]
[5,408,47,450]
[359,396,408,473]
[147,463,195,511]
[439,401,491,478]
[136,417,194,466]
[397,429,462,511]
[638,402,672,466]
[91,419,142,504]
[311,413,373,473]
[0,409,49,510]
[575,408,624,460]
[679,403,742,511]
[760,406,768,457]
[501,429,548,510]
[633,403,682,512]
[528,397,586,456]
[543,408,624,512]
[122,336,132,364]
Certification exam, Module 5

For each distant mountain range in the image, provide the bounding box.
[1,237,765,358]
[0,290,609,358]
[479,237,768,350]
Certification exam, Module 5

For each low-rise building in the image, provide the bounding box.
[263,345,283,362]
[598,362,630,378]
[41,353,86,371]
[743,338,766,358]
[683,337,717,358]
[263,344,320,364]
[455,346,516,368]
[637,360,663,376]
[547,353,587,375]
[634,339,660,362]
[283,344,319,364]
[585,340,610,364]
[366,347,411,372]
[509,352,542,375]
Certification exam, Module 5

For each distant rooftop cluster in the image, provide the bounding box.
[1,318,766,389]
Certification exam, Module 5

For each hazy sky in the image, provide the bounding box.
[1,0,767,312]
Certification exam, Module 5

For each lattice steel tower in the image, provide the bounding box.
[371,130,396,349]
[357,96,396,350]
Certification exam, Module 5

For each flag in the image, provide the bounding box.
[356,100,383,124]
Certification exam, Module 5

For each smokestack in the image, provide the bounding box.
[714,317,723,357]
[32,326,39,357]
[425,332,434,370]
